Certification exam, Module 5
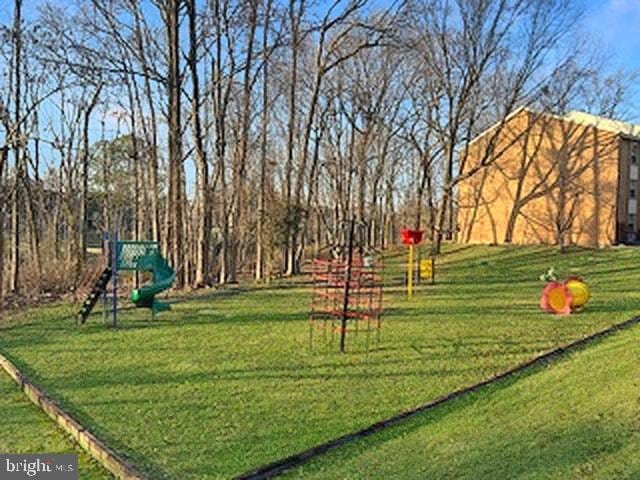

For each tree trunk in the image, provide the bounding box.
[81,84,102,263]
[166,0,184,287]
[228,0,257,283]
[212,0,233,284]
[144,73,160,243]
[255,0,272,281]
[435,144,454,254]
[125,78,141,245]
[130,3,160,242]
[425,166,436,243]
[10,0,23,294]
[284,0,302,276]
[464,168,490,243]
[591,126,601,247]
[503,202,521,244]
[187,0,210,287]
[24,178,41,278]
[0,146,7,298]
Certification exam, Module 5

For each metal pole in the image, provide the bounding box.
[112,231,118,327]
[407,244,414,299]
[340,218,356,353]
[431,255,435,285]
[102,232,109,323]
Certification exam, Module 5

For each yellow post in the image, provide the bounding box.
[407,244,414,299]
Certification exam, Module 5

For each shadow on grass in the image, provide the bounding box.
[0,351,175,479]
[285,322,640,479]
[425,421,629,479]
[39,335,559,392]
[436,246,601,273]
[270,344,560,478]
[43,362,505,391]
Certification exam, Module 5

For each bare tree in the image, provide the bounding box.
[186,0,210,287]
[255,0,274,281]
[9,0,23,294]
[164,0,185,287]
[406,0,581,252]
[0,0,633,304]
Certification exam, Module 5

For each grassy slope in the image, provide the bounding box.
[287,322,640,479]
[0,371,110,479]
[1,245,640,478]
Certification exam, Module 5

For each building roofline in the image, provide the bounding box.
[468,107,640,146]
[468,106,560,147]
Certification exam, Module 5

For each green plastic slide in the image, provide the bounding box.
[130,251,176,312]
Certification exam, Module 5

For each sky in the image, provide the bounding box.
[10,0,640,67]
[8,0,638,111]
[2,0,640,182]
[582,0,640,72]
[581,0,640,121]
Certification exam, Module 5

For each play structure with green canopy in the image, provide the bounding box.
[77,233,176,326]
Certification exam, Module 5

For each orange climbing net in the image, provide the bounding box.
[309,254,383,352]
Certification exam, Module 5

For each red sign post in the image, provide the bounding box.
[401,229,423,298]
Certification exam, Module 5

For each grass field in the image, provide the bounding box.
[1,244,640,478]
[0,371,109,478]
[286,321,640,479]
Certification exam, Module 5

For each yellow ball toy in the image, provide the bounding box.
[565,277,590,310]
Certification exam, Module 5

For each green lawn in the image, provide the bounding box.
[0,371,110,478]
[1,245,640,478]
[286,318,640,479]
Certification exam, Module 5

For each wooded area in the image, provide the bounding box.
[0,0,633,299]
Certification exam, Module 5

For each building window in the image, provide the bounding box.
[632,154,638,164]
[629,213,636,226]
[631,189,637,199]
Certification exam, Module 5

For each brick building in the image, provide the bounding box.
[458,108,640,247]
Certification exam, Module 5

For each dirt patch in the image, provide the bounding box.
[0,292,67,313]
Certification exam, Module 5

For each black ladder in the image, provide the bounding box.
[77,267,112,324]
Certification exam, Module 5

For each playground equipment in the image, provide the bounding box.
[77,233,176,325]
[401,229,423,298]
[539,273,590,315]
[310,220,383,353]
[419,256,435,284]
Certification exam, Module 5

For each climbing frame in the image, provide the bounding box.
[309,221,383,352]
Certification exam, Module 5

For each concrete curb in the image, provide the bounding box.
[0,354,148,480]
